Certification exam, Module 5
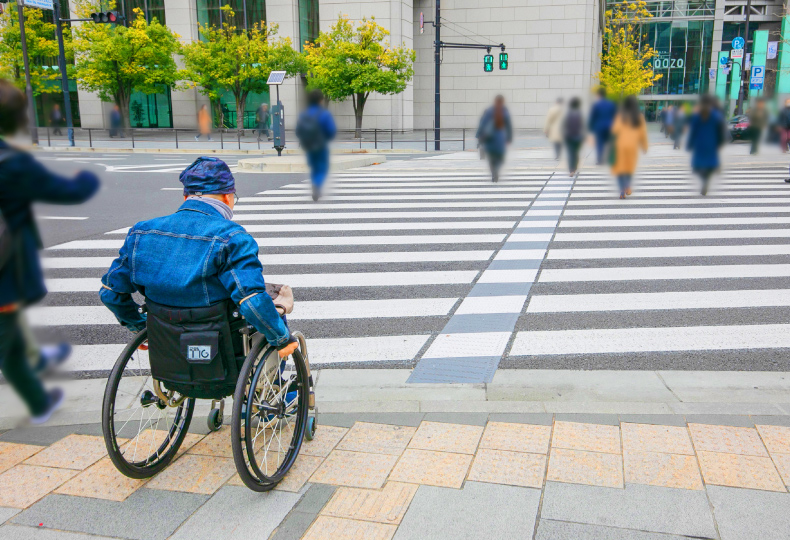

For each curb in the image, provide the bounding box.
[30,146,429,155]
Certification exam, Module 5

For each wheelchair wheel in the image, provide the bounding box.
[231,339,310,491]
[102,329,196,479]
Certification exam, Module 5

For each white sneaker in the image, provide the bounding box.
[31,388,65,425]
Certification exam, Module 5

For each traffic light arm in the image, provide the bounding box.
[440,42,506,51]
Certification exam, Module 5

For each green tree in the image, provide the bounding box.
[0,5,71,96]
[71,3,181,127]
[597,1,661,98]
[181,6,303,134]
[304,15,415,138]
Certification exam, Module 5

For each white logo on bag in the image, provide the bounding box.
[187,345,212,360]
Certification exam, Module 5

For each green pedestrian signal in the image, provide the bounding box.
[484,54,494,72]
[499,52,508,70]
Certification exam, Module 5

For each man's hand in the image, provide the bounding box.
[278,341,299,358]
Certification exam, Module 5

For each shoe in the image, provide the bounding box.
[311,186,320,202]
[35,343,72,374]
[31,388,65,425]
[784,178,790,183]
[619,193,625,199]
[208,137,213,141]
[194,136,199,141]
[701,186,708,196]
[625,188,632,196]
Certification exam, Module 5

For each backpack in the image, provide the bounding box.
[564,111,583,140]
[0,150,15,272]
[296,110,326,153]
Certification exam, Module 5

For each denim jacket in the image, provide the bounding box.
[99,199,290,348]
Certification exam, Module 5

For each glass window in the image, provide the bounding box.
[298,0,319,51]
[213,88,269,129]
[118,0,167,25]
[129,86,172,128]
[196,0,266,31]
[640,19,714,96]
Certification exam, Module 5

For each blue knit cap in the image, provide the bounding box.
[179,157,236,196]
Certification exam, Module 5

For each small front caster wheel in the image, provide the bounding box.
[305,416,317,441]
[207,408,223,432]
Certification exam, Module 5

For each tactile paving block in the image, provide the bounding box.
[621,423,695,455]
[55,457,147,501]
[301,426,349,458]
[336,422,416,456]
[421,332,512,359]
[24,434,108,471]
[0,442,43,474]
[756,424,790,454]
[689,424,768,457]
[479,422,552,454]
[770,452,790,486]
[146,454,236,495]
[623,451,703,490]
[310,450,398,489]
[409,421,484,454]
[0,465,78,508]
[389,449,472,489]
[468,448,546,488]
[552,421,621,454]
[407,356,501,384]
[302,516,396,540]
[321,482,418,524]
[697,451,786,492]
[546,448,624,489]
[187,426,233,458]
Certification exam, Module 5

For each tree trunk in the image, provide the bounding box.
[236,94,246,136]
[116,93,132,129]
[354,93,366,139]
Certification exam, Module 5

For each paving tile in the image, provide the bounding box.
[546,448,623,488]
[684,414,755,428]
[0,524,120,539]
[697,451,786,492]
[751,416,790,427]
[268,511,317,540]
[227,454,325,493]
[321,482,418,525]
[393,482,541,540]
[187,425,232,458]
[310,450,398,489]
[302,516,396,540]
[12,488,208,540]
[554,414,620,426]
[709,485,790,540]
[54,457,146,501]
[0,465,77,508]
[0,442,43,474]
[467,448,546,488]
[0,423,104,446]
[756,424,790,454]
[540,481,718,538]
[24,435,108,471]
[771,453,790,486]
[421,413,490,426]
[479,421,551,454]
[0,506,20,524]
[319,413,425,428]
[621,423,694,455]
[551,421,621,455]
[389,449,472,489]
[535,520,699,540]
[624,451,703,490]
[146,454,236,495]
[301,426,349,458]
[122,430,204,462]
[294,483,337,514]
[689,423,768,456]
[618,414,687,427]
[169,485,301,540]
[336,423,416,455]
[408,421,483,454]
[488,413,554,426]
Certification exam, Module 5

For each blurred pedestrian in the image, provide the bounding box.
[256,103,271,142]
[476,95,513,183]
[588,88,616,165]
[778,99,790,153]
[747,98,769,155]
[663,105,674,139]
[671,105,686,150]
[543,97,563,160]
[196,104,213,141]
[687,94,725,196]
[109,104,123,138]
[49,104,63,136]
[563,97,585,176]
[296,89,336,201]
[659,106,666,134]
[0,79,99,424]
[610,96,648,199]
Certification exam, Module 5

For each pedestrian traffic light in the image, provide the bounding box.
[90,11,121,24]
[484,54,494,72]
[499,52,508,70]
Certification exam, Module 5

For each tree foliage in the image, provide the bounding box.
[0,4,71,95]
[181,6,303,133]
[597,1,661,98]
[304,15,415,136]
[71,3,181,127]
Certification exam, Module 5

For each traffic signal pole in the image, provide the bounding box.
[16,0,39,145]
[53,0,75,146]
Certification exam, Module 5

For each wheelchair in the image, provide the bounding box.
[101,298,317,492]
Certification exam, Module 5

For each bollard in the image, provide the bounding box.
[88,128,92,148]
[390,129,393,150]
[374,128,377,150]
[220,130,224,150]
[424,129,427,151]
[462,128,466,151]
[237,129,241,150]
[47,127,51,147]
[131,130,134,149]
[175,129,178,149]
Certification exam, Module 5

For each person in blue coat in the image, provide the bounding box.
[588,88,617,165]
[296,90,337,201]
[0,79,100,423]
[476,95,513,183]
[686,94,726,196]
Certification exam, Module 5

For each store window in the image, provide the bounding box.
[298,0,319,51]
[640,19,714,95]
[196,0,266,31]
[213,89,270,129]
[129,86,172,128]
[117,0,166,24]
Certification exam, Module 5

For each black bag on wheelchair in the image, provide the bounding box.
[145,299,242,400]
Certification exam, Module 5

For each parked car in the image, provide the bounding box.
[728,115,750,140]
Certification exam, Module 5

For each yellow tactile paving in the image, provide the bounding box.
[120,430,203,462]
[770,453,790,487]
[301,425,349,458]
[552,421,621,455]
[756,424,790,454]
[697,451,786,492]
[302,515,396,540]
[621,423,695,455]
[478,422,552,454]
[0,441,43,474]
[408,421,483,455]
[468,448,546,488]
[336,422,416,456]
[310,450,398,489]
[321,482,418,525]
[24,434,109,471]
[146,454,236,495]
[0,464,78,508]
[389,448,472,489]
[688,424,768,457]
[624,451,703,490]
[547,448,624,488]
[187,426,233,458]
[54,457,147,501]
[273,454,325,492]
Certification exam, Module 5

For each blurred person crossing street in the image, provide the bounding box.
[563,97,585,176]
[671,105,686,150]
[476,95,513,183]
[588,88,616,165]
[49,104,63,136]
[196,104,213,141]
[256,103,271,142]
[777,98,790,153]
[686,94,726,196]
[543,97,564,161]
[746,98,769,155]
[609,96,648,199]
[296,89,336,201]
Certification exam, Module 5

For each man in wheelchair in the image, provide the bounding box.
[99,156,298,361]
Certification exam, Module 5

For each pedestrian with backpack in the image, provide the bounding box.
[563,97,586,176]
[0,79,100,424]
[476,95,513,183]
[296,90,336,201]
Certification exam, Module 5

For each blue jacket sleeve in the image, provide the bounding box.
[218,230,291,348]
[321,110,337,141]
[588,104,597,131]
[11,153,99,205]
[686,117,697,152]
[100,232,147,332]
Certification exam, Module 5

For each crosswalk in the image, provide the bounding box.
[35,163,790,376]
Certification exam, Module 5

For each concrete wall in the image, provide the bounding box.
[166,0,207,129]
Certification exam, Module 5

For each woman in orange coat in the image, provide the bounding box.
[610,95,648,199]
[196,104,212,141]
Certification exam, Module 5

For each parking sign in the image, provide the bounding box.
[750,65,765,90]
